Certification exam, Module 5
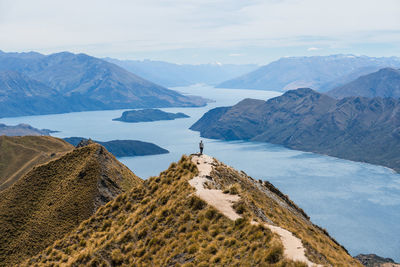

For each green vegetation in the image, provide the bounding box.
[0,136,73,191]
[0,143,140,266]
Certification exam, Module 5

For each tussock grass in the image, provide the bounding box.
[0,136,73,191]
[22,155,297,266]
[12,154,360,266]
[210,161,362,266]
[0,143,140,266]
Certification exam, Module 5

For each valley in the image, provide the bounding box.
[2,85,399,261]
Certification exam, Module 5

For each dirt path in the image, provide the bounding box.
[189,154,240,220]
[190,154,322,267]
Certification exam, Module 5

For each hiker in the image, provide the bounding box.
[199,140,204,155]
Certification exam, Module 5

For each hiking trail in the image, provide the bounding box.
[189,154,322,267]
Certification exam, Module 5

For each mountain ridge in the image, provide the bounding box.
[104,57,258,87]
[217,55,400,91]
[191,88,400,172]
[328,67,400,98]
[0,51,207,118]
[21,154,360,266]
[0,141,141,266]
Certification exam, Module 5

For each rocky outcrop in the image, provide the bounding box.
[355,254,400,267]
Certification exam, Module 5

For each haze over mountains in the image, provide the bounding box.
[217,55,400,92]
[328,67,400,98]
[105,58,258,87]
[0,50,207,118]
[191,88,400,172]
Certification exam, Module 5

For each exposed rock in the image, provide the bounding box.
[355,254,400,267]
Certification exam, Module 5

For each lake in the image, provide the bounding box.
[1,84,399,261]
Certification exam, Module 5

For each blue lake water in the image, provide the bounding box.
[1,84,399,261]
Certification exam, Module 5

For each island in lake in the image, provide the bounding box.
[63,137,169,157]
[113,108,189,123]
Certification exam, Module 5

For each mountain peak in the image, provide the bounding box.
[328,67,400,98]
[0,138,141,265]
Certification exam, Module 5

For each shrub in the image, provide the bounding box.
[111,249,123,265]
[189,196,206,210]
[265,245,283,264]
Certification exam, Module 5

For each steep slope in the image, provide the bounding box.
[0,51,207,117]
[0,71,76,117]
[191,88,400,172]
[63,137,169,157]
[328,68,400,98]
[105,58,258,87]
[23,155,360,266]
[217,55,400,91]
[0,136,73,191]
[0,143,141,266]
[0,123,55,136]
[356,254,400,267]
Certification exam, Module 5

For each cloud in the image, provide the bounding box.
[0,0,399,62]
[307,47,320,51]
[229,53,244,57]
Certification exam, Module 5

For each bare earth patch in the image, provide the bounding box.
[190,154,322,267]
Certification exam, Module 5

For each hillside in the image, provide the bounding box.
[63,137,169,157]
[113,108,189,123]
[0,136,73,191]
[191,88,400,172]
[105,58,258,87]
[23,154,360,266]
[328,68,400,98]
[217,55,400,91]
[0,123,56,136]
[0,71,76,118]
[0,142,141,266]
[0,51,207,118]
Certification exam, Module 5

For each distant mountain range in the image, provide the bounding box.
[104,58,258,87]
[0,51,207,118]
[328,67,400,98]
[217,55,400,91]
[191,88,400,172]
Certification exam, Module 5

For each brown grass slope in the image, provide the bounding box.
[23,155,360,266]
[0,135,73,191]
[0,143,141,266]
[209,159,361,266]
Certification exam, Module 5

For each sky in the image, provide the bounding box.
[0,0,399,64]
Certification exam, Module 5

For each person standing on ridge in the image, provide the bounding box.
[199,140,204,155]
